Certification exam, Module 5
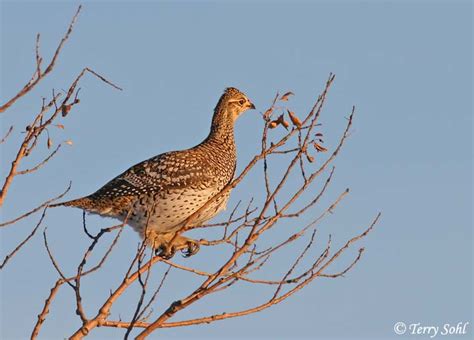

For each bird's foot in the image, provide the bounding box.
[155,244,175,260]
[181,239,200,258]
[147,231,200,259]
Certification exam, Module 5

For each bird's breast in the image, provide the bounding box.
[125,185,230,235]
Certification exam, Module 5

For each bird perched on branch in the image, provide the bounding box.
[52,87,255,258]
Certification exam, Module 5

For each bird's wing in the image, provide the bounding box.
[89,150,214,201]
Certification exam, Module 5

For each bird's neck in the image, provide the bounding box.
[206,107,236,146]
[198,107,237,181]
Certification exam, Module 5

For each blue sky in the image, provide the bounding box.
[1,1,472,339]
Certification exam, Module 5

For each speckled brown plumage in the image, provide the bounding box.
[52,87,255,258]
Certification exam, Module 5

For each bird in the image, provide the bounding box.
[51,87,255,258]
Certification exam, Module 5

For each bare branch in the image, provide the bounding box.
[0,208,47,270]
[15,144,61,175]
[136,265,172,322]
[0,66,120,207]
[7,70,379,339]
[84,67,123,91]
[125,249,155,339]
[43,228,73,287]
[0,182,70,228]
[69,254,164,339]
[137,214,379,332]
[0,6,82,113]
[31,279,63,339]
[0,126,13,144]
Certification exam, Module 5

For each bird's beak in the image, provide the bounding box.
[248,101,256,110]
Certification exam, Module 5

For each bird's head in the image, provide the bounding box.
[216,87,255,121]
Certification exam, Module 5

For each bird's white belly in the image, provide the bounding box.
[125,187,229,235]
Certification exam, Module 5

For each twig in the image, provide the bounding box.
[124,244,152,339]
[138,214,379,332]
[43,228,73,288]
[0,126,13,144]
[69,254,164,338]
[136,265,172,321]
[15,144,61,175]
[272,229,318,299]
[0,6,82,113]
[0,182,70,228]
[31,279,63,339]
[37,75,380,339]
[0,208,47,270]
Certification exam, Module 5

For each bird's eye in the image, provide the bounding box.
[238,99,246,105]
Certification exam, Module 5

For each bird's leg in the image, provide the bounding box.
[145,230,200,259]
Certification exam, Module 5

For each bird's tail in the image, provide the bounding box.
[49,197,95,210]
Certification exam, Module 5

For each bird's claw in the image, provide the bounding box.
[153,238,199,259]
[181,240,200,257]
[155,245,176,260]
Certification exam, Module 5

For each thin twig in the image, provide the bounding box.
[15,144,61,175]
[0,208,48,269]
[0,6,82,113]
[0,183,70,228]
[0,126,13,144]
[43,228,74,288]
[31,279,63,339]
[136,265,172,321]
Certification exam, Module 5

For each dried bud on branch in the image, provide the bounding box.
[313,142,328,152]
[287,110,302,128]
[61,104,72,117]
[279,91,294,101]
